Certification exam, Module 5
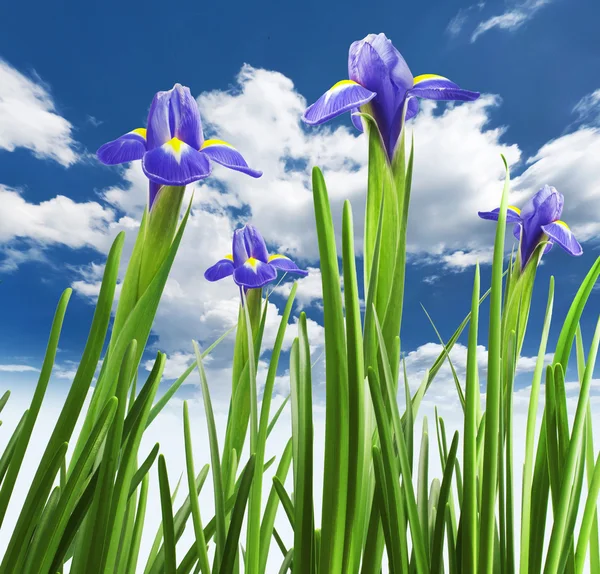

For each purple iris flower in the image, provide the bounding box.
[97,84,262,208]
[302,33,480,159]
[479,185,582,269]
[205,224,308,289]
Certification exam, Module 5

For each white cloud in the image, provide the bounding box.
[471,0,555,42]
[0,184,115,253]
[446,2,486,37]
[0,364,39,373]
[272,267,323,309]
[572,89,600,128]
[0,59,78,165]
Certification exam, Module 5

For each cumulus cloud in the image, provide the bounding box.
[0,59,78,165]
[0,364,39,373]
[471,0,556,42]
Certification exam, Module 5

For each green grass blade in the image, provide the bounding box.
[268,396,290,438]
[277,550,294,574]
[129,443,160,498]
[158,455,177,574]
[219,456,256,574]
[312,166,349,574]
[575,453,600,574]
[544,315,600,574]
[126,474,149,574]
[479,156,511,574]
[341,199,367,574]
[520,277,554,574]
[418,417,430,555]
[259,439,293,573]
[0,288,71,530]
[291,314,314,574]
[247,283,297,574]
[463,263,480,573]
[431,432,459,574]
[193,339,226,572]
[183,401,210,574]
[272,476,295,529]
[0,410,27,487]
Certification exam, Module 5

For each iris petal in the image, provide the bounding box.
[363,33,413,92]
[201,140,262,178]
[541,221,583,257]
[405,97,419,121]
[350,109,364,132]
[409,75,480,102]
[204,258,235,282]
[268,254,308,276]
[233,259,277,289]
[243,225,269,263]
[147,90,173,150]
[478,206,522,224]
[170,84,203,150]
[149,181,162,209]
[232,227,249,267]
[97,130,147,165]
[303,80,376,125]
[142,138,211,186]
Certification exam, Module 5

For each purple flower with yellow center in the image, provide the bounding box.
[302,33,480,159]
[479,185,582,269]
[97,84,262,208]
[205,224,308,289]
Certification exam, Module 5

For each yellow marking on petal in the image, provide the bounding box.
[508,205,521,214]
[224,254,233,261]
[268,254,288,262]
[246,257,259,269]
[132,128,147,139]
[555,220,570,230]
[201,138,234,149]
[166,137,183,153]
[330,79,359,91]
[413,74,449,85]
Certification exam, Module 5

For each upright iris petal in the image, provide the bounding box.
[478,185,582,268]
[205,224,308,290]
[97,83,261,208]
[302,32,480,158]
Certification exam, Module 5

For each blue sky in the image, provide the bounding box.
[1,0,600,400]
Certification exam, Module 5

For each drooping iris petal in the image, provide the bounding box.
[478,206,522,224]
[405,97,419,121]
[97,129,147,165]
[268,254,309,276]
[233,258,277,289]
[409,75,480,102]
[363,33,413,93]
[204,256,235,281]
[242,225,270,263]
[200,140,262,178]
[149,181,162,209]
[142,138,211,186]
[303,80,376,126]
[232,227,249,267]
[542,221,583,256]
[349,40,401,154]
[514,224,553,254]
[350,109,365,132]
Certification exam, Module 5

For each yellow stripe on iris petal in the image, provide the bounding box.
[508,205,521,214]
[245,257,259,269]
[225,254,233,261]
[132,128,147,138]
[166,137,183,153]
[268,254,288,262]
[202,139,234,150]
[330,79,359,91]
[555,220,570,229]
[413,74,449,85]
